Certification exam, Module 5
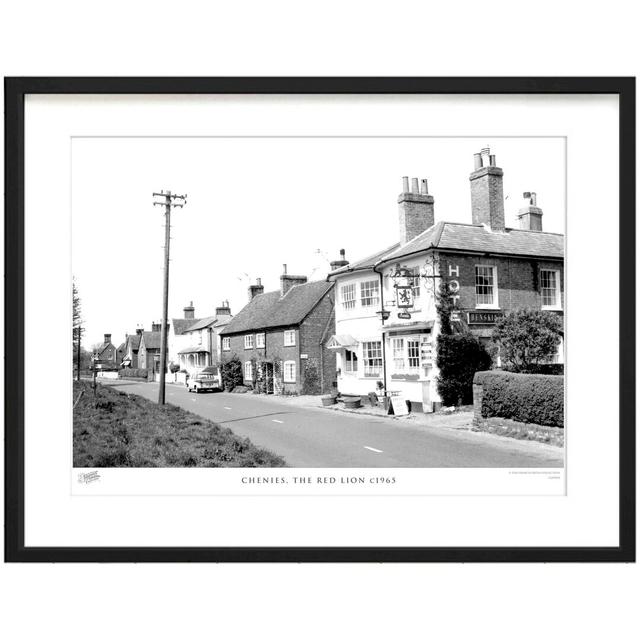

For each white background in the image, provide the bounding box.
[1,2,638,639]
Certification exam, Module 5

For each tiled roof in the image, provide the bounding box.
[126,334,141,351]
[329,223,564,278]
[178,345,209,354]
[380,222,564,263]
[220,280,334,335]
[172,318,199,335]
[328,243,400,276]
[141,331,162,350]
[183,316,216,332]
[96,342,116,358]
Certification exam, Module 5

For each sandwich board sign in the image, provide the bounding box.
[388,394,409,416]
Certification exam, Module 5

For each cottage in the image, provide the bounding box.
[137,323,165,373]
[94,333,119,370]
[328,147,564,412]
[122,328,142,368]
[177,301,233,374]
[220,270,336,395]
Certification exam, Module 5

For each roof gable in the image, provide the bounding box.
[172,318,200,335]
[220,280,334,335]
[140,331,162,350]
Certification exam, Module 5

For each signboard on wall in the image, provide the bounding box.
[468,311,504,324]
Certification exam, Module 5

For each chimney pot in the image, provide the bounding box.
[283,264,287,275]
[330,248,349,271]
[248,278,265,301]
[473,153,482,170]
[411,177,419,193]
[420,178,429,195]
[402,176,410,193]
[183,301,195,319]
[518,192,543,231]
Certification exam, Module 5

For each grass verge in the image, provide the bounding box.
[73,380,286,467]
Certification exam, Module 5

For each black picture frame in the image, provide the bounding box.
[4,77,635,563]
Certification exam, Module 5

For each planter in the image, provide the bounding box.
[321,396,337,406]
[344,397,362,409]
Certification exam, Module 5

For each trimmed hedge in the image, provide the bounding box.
[119,368,148,379]
[474,370,564,428]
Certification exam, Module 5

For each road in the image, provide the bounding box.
[102,380,564,468]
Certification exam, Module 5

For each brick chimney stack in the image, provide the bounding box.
[280,264,307,296]
[183,301,195,319]
[248,278,265,301]
[330,249,349,271]
[469,147,505,231]
[136,327,143,336]
[151,322,161,333]
[398,176,434,245]
[517,191,543,231]
[104,333,111,344]
[215,300,231,315]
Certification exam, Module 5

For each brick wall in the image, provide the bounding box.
[439,253,564,336]
[470,167,505,230]
[221,328,301,393]
[299,292,336,394]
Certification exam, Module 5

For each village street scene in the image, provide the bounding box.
[73,141,565,469]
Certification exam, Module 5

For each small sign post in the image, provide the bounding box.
[388,394,409,416]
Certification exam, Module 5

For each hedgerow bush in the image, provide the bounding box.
[475,370,564,427]
[221,355,244,391]
[118,368,148,379]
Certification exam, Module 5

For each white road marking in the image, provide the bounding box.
[224,407,232,410]
[272,419,284,424]
[364,446,383,453]
[191,399,196,402]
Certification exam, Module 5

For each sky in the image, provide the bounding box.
[72,136,565,347]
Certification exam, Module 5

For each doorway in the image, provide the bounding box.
[261,362,274,394]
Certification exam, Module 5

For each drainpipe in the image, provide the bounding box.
[372,263,388,396]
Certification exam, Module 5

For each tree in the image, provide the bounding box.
[492,309,563,373]
[73,279,85,380]
[434,281,491,406]
[221,355,244,391]
[436,333,492,405]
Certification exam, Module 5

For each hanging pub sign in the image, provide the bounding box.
[396,285,414,309]
[397,312,412,320]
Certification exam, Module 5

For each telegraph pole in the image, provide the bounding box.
[153,189,187,404]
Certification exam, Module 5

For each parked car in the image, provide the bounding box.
[186,366,221,393]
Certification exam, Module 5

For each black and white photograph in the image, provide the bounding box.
[72,136,565,472]
[5,77,632,565]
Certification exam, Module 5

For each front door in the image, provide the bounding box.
[262,362,274,394]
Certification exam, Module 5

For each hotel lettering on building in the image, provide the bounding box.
[327,148,564,412]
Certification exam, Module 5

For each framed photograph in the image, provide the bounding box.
[4,77,635,562]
